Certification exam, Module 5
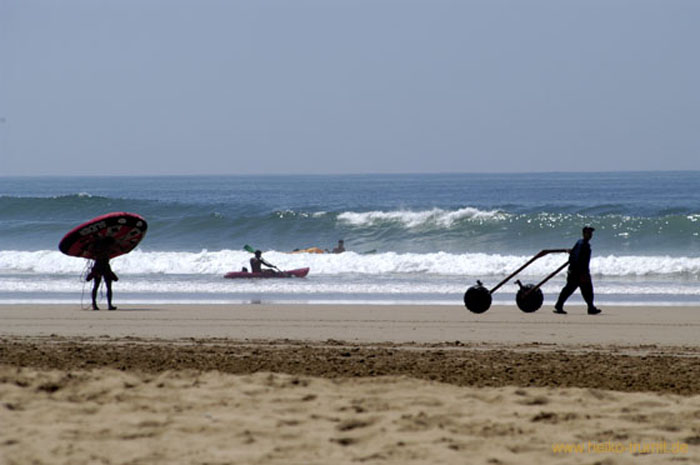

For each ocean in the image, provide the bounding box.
[1,172,698,307]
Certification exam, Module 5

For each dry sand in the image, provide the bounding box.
[1,303,699,464]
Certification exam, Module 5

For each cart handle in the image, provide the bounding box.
[489,249,569,294]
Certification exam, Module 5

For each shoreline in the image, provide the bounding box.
[2,300,699,305]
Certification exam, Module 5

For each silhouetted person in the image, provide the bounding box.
[250,250,275,273]
[554,226,601,315]
[332,239,345,254]
[87,257,118,310]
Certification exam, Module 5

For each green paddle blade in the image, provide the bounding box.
[243,244,256,253]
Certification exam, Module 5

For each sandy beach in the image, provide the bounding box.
[1,303,699,464]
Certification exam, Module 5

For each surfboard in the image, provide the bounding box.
[59,212,148,259]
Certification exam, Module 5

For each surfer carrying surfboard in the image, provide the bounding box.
[59,212,147,310]
[86,257,119,310]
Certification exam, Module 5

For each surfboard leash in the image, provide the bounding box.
[80,259,103,310]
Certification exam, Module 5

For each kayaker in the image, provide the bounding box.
[250,250,275,273]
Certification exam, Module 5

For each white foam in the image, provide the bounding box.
[0,250,86,274]
[1,275,698,299]
[337,207,506,228]
[1,249,699,278]
[2,249,698,305]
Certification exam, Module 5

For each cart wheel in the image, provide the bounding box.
[464,281,492,314]
[515,283,544,313]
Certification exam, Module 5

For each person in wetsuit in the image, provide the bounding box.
[87,257,118,310]
[250,250,275,273]
[554,226,602,315]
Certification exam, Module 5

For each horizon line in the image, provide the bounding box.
[2,169,698,179]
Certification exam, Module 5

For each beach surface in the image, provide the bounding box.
[1,304,699,464]
[2,303,700,346]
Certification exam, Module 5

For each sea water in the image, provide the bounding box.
[0,172,698,306]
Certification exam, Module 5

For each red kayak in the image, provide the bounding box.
[224,267,310,279]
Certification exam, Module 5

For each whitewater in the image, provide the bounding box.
[1,249,699,306]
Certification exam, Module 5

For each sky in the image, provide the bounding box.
[1,0,699,176]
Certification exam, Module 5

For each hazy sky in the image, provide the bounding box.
[1,0,699,176]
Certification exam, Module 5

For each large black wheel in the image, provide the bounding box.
[464,282,492,314]
[515,284,544,313]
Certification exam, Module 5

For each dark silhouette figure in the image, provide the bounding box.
[554,226,601,315]
[250,250,275,273]
[87,257,118,310]
[332,239,346,254]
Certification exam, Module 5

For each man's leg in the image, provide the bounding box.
[579,279,600,314]
[554,276,578,313]
[91,276,102,310]
[105,279,116,310]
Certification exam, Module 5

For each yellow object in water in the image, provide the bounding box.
[288,247,326,254]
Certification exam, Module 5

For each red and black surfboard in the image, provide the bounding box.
[59,212,148,259]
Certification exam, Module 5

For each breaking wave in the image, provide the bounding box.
[1,249,698,278]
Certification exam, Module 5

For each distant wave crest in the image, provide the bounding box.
[338,207,507,228]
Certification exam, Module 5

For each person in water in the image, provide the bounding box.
[250,250,276,273]
[332,239,346,254]
[554,226,602,315]
[86,257,118,310]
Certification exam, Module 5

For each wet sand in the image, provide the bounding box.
[2,303,699,346]
[1,303,699,464]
